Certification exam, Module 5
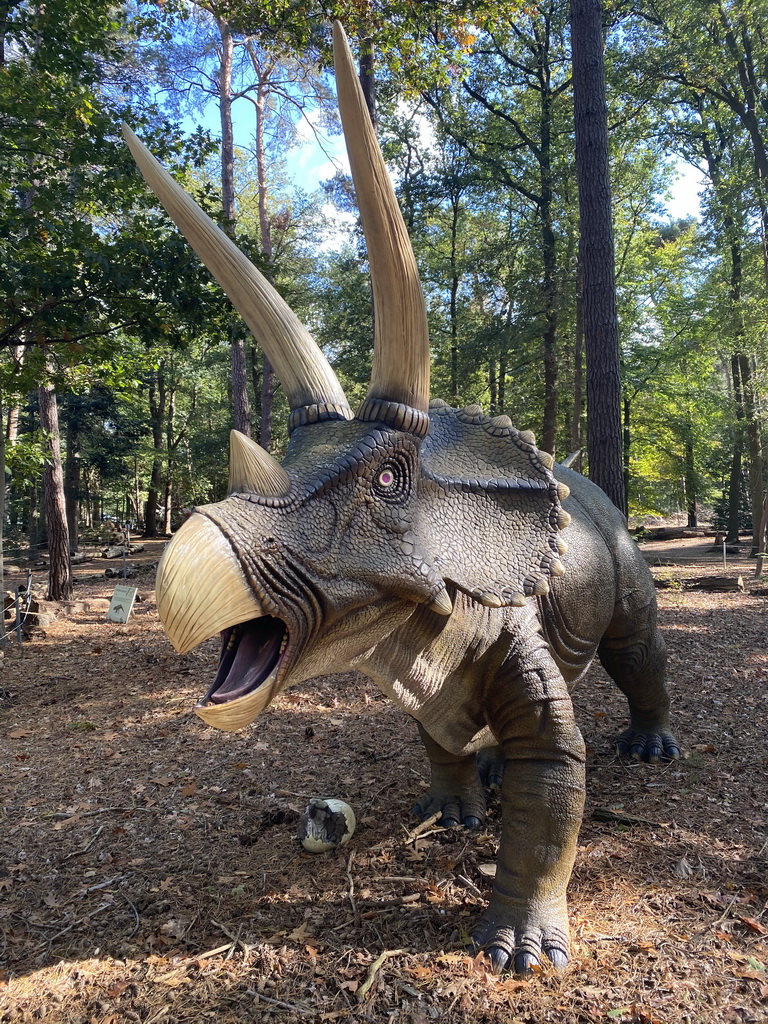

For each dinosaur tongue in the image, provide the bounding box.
[201,616,287,705]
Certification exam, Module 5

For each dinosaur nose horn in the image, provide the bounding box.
[122,125,352,420]
[333,22,430,416]
[228,430,291,496]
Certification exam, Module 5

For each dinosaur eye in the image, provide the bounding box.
[372,457,410,501]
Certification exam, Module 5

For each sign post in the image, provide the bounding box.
[107,583,138,623]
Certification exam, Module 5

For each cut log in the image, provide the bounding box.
[654,575,744,592]
[644,527,685,541]
[102,543,144,559]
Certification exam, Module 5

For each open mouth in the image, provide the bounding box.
[198,616,288,707]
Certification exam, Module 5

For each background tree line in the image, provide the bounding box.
[1,0,767,599]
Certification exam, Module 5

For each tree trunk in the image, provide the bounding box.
[217,15,252,437]
[0,392,6,614]
[359,36,377,130]
[726,234,745,542]
[163,382,177,535]
[449,191,460,405]
[539,73,559,456]
[498,345,508,415]
[738,353,764,555]
[64,415,81,552]
[684,427,697,528]
[570,0,625,514]
[253,71,276,449]
[569,270,584,463]
[144,363,166,538]
[38,376,72,600]
[755,489,768,578]
[622,394,631,507]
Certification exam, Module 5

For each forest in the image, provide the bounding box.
[2,0,768,597]
[3,5,768,1023]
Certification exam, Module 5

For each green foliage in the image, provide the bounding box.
[1,0,766,539]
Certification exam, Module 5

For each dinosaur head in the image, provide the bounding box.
[156,418,453,730]
[126,24,568,731]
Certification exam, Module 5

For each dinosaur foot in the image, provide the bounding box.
[470,903,570,975]
[616,726,680,763]
[476,746,505,791]
[412,785,486,830]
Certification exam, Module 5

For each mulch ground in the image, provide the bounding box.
[1,535,767,1024]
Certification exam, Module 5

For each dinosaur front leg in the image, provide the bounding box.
[413,722,486,829]
[474,638,586,974]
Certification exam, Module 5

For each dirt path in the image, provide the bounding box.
[1,541,767,1023]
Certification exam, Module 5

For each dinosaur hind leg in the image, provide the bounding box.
[598,612,680,762]
[413,722,486,829]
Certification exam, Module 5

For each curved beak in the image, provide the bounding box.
[156,514,263,654]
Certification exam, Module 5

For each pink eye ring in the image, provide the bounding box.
[377,469,395,487]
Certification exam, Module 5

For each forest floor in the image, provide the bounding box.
[1,534,768,1024]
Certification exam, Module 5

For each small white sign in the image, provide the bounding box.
[107,584,138,623]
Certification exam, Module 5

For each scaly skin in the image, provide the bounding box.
[155,413,679,979]
[411,619,585,973]
[413,722,487,829]
[480,632,585,973]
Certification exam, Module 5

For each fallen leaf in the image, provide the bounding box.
[180,782,197,798]
[408,964,434,980]
[435,953,468,966]
[288,921,312,942]
[8,729,33,739]
[106,980,130,997]
[155,969,188,987]
[739,916,768,935]
[53,813,83,831]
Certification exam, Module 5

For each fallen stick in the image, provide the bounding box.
[592,807,666,828]
[357,949,407,1002]
[212,917,252,955]
[63,824,104,860]
[404,811,441,843]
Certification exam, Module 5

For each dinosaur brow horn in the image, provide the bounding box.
[332,22,430,421]
[121,125,352,420]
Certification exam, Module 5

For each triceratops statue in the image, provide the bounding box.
[123,23,679,974]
